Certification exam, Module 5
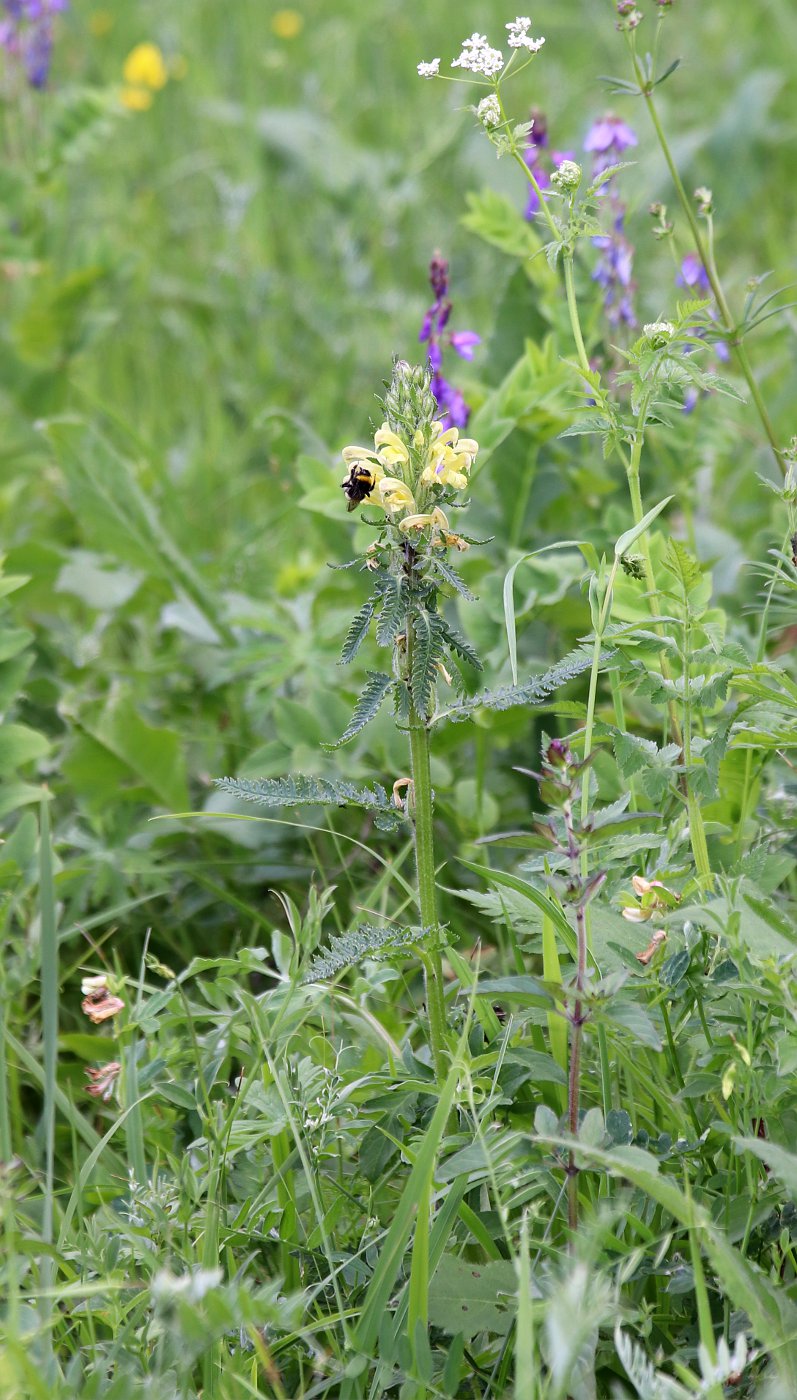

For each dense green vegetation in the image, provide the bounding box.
[1,1,797,1395]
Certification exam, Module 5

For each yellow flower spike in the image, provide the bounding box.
[123,42,168,92]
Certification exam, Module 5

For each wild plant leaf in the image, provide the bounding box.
[214,774,407,831]
[428,1256,520,1339]
[325,671,394,748]
[339,596,376,664]
[411,610,438,717]
[303,922,433,982]
[432,557,476,602]
[375,575,405,647]
[440,647,604,724]
[435,614,482,671]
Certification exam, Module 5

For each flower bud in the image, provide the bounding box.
[643,320,674,348]
[694,185,713,215]
[476,94,501,129]
[551,159,582,192]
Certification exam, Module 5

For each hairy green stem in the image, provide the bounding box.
[408,698,447,1080]
[564,254,592,379]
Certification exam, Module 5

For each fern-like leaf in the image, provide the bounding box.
[303,923,434,982]
[439,647,605,724]
[411,610,439,717]
[214,774,407,831]
[432,557,477,602]
[325,671,394,748]
[375,575,405,647]
[340,597,377,664]
[435,615,483,671]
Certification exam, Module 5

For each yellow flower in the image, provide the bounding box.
[374,424,410,469]
[123,42,168,90]
[378,478,416,515]
[398,507,450,535]
[121,43,168,110]
[421,424,478,491]
[271,9,304,39]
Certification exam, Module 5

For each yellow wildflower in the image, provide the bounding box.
[421,424,478,491]
[378,478,416,515]
[121,42,168,111]
[272,9,304,39]
[374,424,410,469]
[398,506,450,536]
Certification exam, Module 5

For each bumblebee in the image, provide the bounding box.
[341,461,377,511]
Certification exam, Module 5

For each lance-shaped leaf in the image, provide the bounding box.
[339,596,377,664]
[439,647,605,725]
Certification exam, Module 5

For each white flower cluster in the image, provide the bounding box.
[505,16,545,52]
[477,94,501,128]
[451,32,504,78]
[417,58,440,78]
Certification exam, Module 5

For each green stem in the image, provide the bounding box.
[564,254,592,378]
[408,700,447,1080]
[630,51,785,477]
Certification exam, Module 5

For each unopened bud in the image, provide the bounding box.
[477,94,501,129]
[643,320,674,349]
[694,185,713,215]
[551,159,582,192]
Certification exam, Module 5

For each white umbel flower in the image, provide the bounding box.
[417,58,440,78]
[451,32,504,77]
[551,159,582,191]
[506,17,545,51]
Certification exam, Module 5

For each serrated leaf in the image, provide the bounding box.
[375,575,405,647]
[440,647,606,725]
[214,773,407,830]
[411,610,438,718]
[433,557,476,602]
[303,923,432,981]
[435,615,482,672]
[326,671,394,748]
[339,596,376,664]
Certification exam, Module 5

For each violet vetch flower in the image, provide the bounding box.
[676,251,729,412]
[0,0,68,87]
[586,113,638,328]
[418,253,480,430]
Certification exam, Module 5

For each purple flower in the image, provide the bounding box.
[677,252,710,293]
[584,114,637,174]
[676,251,729,409]
[449,331,481,361]
[585,115,638,329]
[418,254,480,429]
[1,0,67,87]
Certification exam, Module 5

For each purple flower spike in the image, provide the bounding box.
[417,253,479,429]
[586,115,637,329]
[1,0,67,87]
